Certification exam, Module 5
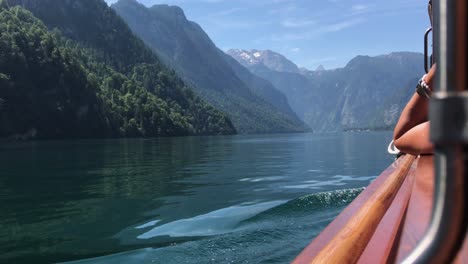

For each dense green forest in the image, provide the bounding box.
[0,0,236,139]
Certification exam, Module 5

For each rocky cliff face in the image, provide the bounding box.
[112,0,309,134]
[229,49,424,132]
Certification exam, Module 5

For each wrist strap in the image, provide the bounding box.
[416,77,432,99]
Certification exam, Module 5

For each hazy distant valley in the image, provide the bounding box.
[228,49,423,132]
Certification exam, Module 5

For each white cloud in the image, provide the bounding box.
[270,17,365,42]
[352,4,369,12]
[291,47,300,52]
[281,19,316,28]
[200,18,272,30]
[270,32,310,42]
[213,7,242,16]
[322,18,365,32]
[267,4,297,15]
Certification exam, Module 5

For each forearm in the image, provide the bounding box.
[394,64,436,141]
[393,92,429,140]
[394,121,433,155]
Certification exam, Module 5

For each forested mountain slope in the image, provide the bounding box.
[0,0,235,139]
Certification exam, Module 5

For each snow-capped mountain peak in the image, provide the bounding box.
[227,49,300,73]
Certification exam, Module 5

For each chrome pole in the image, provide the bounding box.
[402,0,467,263]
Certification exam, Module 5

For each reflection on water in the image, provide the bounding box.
[0,132,394,263]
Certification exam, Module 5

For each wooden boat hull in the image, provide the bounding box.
[293,155,467,263]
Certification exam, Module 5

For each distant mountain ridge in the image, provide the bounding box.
[228,49,424,131]
[112,0,309,134]
[315,65,326,71]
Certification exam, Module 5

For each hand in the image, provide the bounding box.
[423,64,436,90]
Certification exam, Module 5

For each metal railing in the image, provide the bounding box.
[402,0,467,263]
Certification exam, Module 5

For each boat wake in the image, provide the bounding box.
[137,201,285,239]
[68,188,363,264]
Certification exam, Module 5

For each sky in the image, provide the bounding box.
[105,0,431,70]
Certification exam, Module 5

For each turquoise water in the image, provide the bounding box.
[0,132,394,263]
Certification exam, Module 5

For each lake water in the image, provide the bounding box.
[0,132,394,264]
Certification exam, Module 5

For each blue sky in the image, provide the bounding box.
[106,0,430,70]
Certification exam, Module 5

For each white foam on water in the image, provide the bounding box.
[281,184,322,189]
[135,220,161,229]
[239,176,284,182]
[282,175,375,190]
[137,200,285,239]
[332,175,376,181]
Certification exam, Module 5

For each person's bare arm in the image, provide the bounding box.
[393,65,436,140]
[393,93,429,140]
[394,121,433,155]
[393,65,436,155]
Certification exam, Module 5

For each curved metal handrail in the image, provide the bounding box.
[424,27,433,73]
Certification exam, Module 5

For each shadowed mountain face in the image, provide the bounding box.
[112,0,309,134]
[1,0,236,139]
[228,49,424,132]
